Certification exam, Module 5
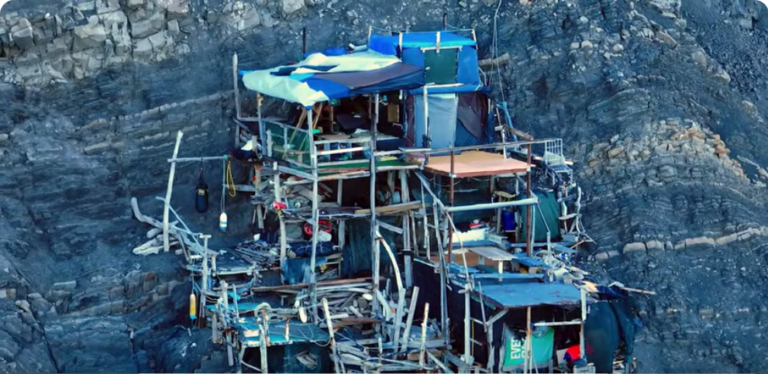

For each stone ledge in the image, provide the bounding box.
[604,226,768,261]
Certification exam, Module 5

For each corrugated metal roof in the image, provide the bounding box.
[475,280,584,309]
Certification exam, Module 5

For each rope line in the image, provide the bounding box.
[226,160,237,197]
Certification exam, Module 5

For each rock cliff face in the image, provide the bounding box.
[1,0,768,372]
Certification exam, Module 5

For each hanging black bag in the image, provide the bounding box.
[195,163,209,213]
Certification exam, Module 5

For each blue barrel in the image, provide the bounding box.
[502,210,516,231]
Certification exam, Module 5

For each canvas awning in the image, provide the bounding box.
[241,50,425,107]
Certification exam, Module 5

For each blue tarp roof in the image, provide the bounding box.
[241,50,425,107]
[474,281,586,309]
[369,31,477,56]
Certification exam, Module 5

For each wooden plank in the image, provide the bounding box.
[233,53,241,119]
[400,287,419,351]
[323,298,342,374]
[419,303,429,367]
[354,201,422,215]
[378,220,403,234]
[251,277,375,292]
[415,151,530,178]
[466,246,515,262]
[378,231,405,352]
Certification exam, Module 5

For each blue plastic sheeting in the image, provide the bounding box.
[282,256,329,285]
[289,241,336,257]
[369,32,477,56]
[304,46,347,58]
[301,77,351,101]
[457,46,481,86]
[348,65,424,95]
[236,319,330,347]
[475,281,584,309]
[413,93,458,149]
[401,47,424,67]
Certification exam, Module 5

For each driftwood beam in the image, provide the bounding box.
[478,52,510,67]
[167,156,227,163]
[250,277,377,292]
[164,131,184,252]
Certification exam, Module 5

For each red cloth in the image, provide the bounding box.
[565,345,581,363]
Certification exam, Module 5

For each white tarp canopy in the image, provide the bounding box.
[241,50,401,107]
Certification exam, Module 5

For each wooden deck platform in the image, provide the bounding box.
[413,151,531,177]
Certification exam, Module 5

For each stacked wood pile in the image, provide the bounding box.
[327,285,448,373]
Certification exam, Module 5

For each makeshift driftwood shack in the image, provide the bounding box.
[127,26,647,374]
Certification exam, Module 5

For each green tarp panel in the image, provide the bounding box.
[502,327,555,369]
[424,49,458,85]
[519,191,560,242]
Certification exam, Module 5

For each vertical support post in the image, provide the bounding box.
[443,13,448,29]
[525,143,533,257]
[323,298,342,374]
[232,284,239,319]
[370,94,380,311]
[524,307,532,374]
[530,205,536,258]
[274,162,287,283]
[221,279,229,314]
[433,202,449,347]
[163,131,183,253]
[310,178,320,321]
[463,286,471,364]
[400,286,420,351]
[237,344,246,374]
[487,318,495,371]
[422,86,429,149]
[222,279,233,367]
[448,150,455,262]
[201,234,210,292]
[493,176,501,233]
[201,233,210,328]
[307,106,320,322]
[419,302,430,367]
[399,170,412,288]
[338,178,346,250]
[212,313,219,343]
[233,53,241,120]
[257,92,264,154]
[260,309,269,373]
[422,183,430,259]
[259,328,268,374]
[580,288,587,361]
